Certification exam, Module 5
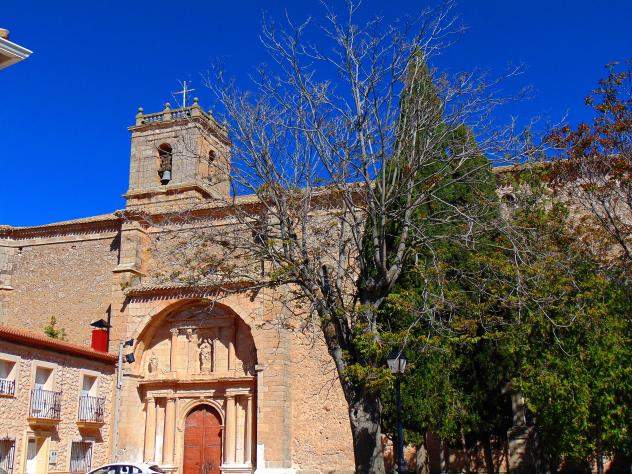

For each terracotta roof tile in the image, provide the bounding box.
[0,324,117,364]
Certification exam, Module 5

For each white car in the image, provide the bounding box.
[88,463,165,474]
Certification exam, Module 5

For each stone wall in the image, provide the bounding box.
[290,332,355,473]
[2,230,120,346]
[0,340,115,474]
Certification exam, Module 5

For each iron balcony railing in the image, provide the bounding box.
[0,378,15,396]
[77,395,105,423]
[29,389,62,420]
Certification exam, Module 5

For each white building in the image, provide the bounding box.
[0,28,32,71]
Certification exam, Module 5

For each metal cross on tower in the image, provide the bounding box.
[173,80,195,108]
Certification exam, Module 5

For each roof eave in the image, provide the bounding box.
[0,36,32,70]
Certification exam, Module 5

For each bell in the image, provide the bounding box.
[160,170,171,184]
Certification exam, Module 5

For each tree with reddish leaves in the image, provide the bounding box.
[547,60,632,278]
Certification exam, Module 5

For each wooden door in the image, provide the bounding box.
[183,406,222,474]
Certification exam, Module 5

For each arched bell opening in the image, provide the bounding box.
[157,143,173,185]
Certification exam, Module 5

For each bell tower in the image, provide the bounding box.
[125,98,231,211]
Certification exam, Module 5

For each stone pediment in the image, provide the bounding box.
[166,305,232,328]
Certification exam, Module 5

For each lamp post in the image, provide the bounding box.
[387,350,408,474]
[111,338,135,462]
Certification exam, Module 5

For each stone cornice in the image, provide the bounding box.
[138,374,255,388]
[0,213,122,240]
[124,280,258,300]
[123,182,214,201]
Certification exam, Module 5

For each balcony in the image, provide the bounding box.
[0,378,15,396]
[28,389,61,426]
[77,395,106,428]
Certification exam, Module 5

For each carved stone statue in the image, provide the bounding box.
[199,339,213,373]
[148,352,159,374]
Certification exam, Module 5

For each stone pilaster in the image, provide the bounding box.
[110,217,148,348]
[225,394,236,464]
[144,396,157,461]
[169,329,179,372]
[254,322,293,470]
[245,394,253,465]
[228,324,236,372]
[0,242,18,325]
[163,396,176,465]
[0,243,17,290]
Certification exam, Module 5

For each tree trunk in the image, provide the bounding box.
[482,436,495,474]
[596,441,604,474]
[460,429,471,474]
[415,434,430,474]
[439,440,449,473]
[348,393,386,473]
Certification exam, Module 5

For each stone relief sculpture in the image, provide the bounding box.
[148,352,159,373]
[199,339,213,373]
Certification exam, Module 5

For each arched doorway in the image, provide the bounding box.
[183,405,222,474]
[135,300,257,472]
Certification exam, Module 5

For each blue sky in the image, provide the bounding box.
[1,0,631,226]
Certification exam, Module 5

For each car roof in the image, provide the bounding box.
[90,462,154,471]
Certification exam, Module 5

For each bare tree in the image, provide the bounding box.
[140,3,532,471]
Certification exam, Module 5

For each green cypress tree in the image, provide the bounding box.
[376,52,513,474]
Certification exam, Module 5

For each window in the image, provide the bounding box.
[82,375,97,397]
[90,466,141,474]
[87,467,113,474]
[78,374,104,423]
[25,438,39,474]
[30,365,60,419]
[0,358,17,396]
[119,466,142,474]
[157,143,173,185]
[69,442,92,473]
[0,438,15,474]
[34,366,53,390]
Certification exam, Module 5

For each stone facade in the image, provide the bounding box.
[0,326,116,474]
[0,221,120,347]
[0,102,355,474]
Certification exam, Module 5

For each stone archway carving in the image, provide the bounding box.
[179,399,225,427]
[133,300,258,379]
[135,300,257,473]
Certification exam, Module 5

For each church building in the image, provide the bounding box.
[0,100,355,474]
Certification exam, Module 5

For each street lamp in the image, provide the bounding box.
[387,350,408,474]
[112,338,134,461]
